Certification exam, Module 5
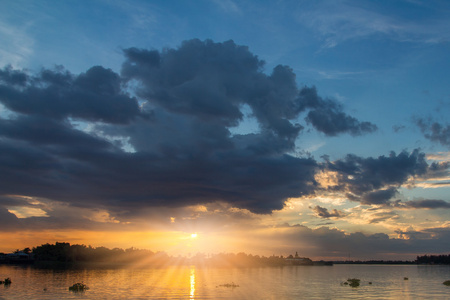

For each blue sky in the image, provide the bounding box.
[0,0,449,259]
[3,0,449,157]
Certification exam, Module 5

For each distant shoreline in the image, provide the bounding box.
[2,242,449,268]
[1,257,440,267]
[333,261,416,265]
[1,260,435,268]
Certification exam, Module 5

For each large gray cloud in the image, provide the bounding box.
[121,39,377,138]
[0,39,413,217]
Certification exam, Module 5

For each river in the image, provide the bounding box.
[0,264,449,299]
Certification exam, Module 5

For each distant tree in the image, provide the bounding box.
[416,254,450,264]
[33,242,72,262]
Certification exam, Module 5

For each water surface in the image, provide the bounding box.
[1,264,449,299]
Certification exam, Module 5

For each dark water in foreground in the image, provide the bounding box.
[0,264,449,299]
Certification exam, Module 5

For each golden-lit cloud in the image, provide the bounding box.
[406,158,450,189]
[426,152,450,161]
[7,207,48,218]
[315,170,339,188]
[412,181,450,189]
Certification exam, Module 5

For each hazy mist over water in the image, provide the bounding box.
[1,264,449,299]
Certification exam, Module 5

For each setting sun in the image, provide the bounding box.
[190,233,198,239]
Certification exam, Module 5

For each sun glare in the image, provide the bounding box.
[190,233,198,239]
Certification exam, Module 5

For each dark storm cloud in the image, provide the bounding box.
[0,195,34,207]
[311,205,345,219]
[0,115,111,150]
[0,207,20,227]
[323,149,428,205]
[0,39,380,216]
[401,199,450,209]
[0,65,141,124]
[361,187,397,205]
[0,65,28,86]
[121,39,376,138]
[416,118,450,147]
[427,161,450,177]
[300,87,377,136]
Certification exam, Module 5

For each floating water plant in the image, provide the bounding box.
[218,282,239,288]
[443,280,450,286]
[69,282,89,292]
[347,278,360,287]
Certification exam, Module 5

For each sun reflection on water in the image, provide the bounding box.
[190,266,196,299]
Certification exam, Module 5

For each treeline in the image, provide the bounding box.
[32,242,170,264]
[334,260,415,265]
[194,252,289,267]
[21,242,450,266]
[416,254,450,264]
[27,242,294,267]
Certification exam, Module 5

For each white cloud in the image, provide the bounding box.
[0,21,34,67]
[295,1,450,48]
[211,0,242,14]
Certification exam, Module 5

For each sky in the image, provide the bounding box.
[0,0,449,260]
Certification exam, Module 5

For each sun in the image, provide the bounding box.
[190,233,198,239]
